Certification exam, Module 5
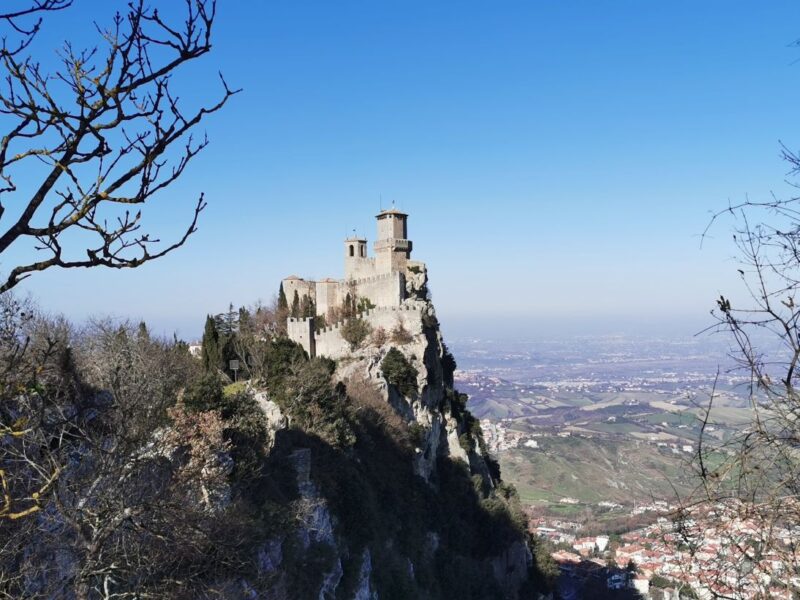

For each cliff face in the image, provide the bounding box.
[255,266,542,600]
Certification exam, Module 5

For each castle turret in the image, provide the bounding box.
[374,209,412,274]
[344,237,372,280]
[287,317,316,358]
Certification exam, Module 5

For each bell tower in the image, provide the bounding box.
[344,236,369,280]
[374,209,412,274]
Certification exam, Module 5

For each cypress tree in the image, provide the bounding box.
[201,315,221,372]
[239,306,252,333]
[300,294,315,318]
[344,292,353,319]
[278,283,288,310]
[291,290,300,318]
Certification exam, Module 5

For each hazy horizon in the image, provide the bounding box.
[6,1,800,338]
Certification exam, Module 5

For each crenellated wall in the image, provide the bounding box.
[314,322,351,359]
[302,304,424,360]
[351,272,405,308]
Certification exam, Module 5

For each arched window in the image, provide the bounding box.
[349,245,354,257]
[360,245,366,257]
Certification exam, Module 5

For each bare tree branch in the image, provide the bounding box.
[0,0,238,293]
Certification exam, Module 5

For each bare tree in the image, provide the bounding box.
[0,313,262,598]
[679,144,800,598]
[0,0,236,293]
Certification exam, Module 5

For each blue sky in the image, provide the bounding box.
[8,1,800,339]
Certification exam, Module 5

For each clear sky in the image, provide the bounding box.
[8,1,800,340]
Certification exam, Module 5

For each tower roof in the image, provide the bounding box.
[376,208,408,218]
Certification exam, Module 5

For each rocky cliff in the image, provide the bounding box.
[251,266,547,599]
[0,274,553,599]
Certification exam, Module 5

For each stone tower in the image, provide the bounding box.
[344,236,370,280]
[287,317,315,358]
[374,209,412,274]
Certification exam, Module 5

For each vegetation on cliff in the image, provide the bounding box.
[0,294,554,598]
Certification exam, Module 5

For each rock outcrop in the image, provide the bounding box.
[253,274,537,598]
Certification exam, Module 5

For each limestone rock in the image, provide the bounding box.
[254,390,287,451]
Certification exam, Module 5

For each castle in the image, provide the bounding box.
[283,209,428,358]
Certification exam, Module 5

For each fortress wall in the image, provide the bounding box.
[315,280,343,318]
[283,278,316,305]
[357,305,423,337]
[288,304,425,360]
[352,272,405,308]
[314,304,423,336]
[314,323,350,360]
[313,305,424,359]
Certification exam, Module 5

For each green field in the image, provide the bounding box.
[500,436,699,511]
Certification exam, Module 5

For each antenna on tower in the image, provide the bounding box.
[379,194,383,211]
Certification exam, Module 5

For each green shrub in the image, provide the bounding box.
[356,297,376,313]
[183,372,224,412]
[408,422,427,448]
[273,358,356,448]
[381,348,418,398]
[459,432,475,454]
[262,337,308,389]
[441,345,457,387]
[223,381,247,398]
[341,317,372,351]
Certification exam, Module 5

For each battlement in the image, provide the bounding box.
[287,316,315,357]
[317,303,421,334]
[288,317,314,324]
[310,302,424,359]
[347,271,403,285]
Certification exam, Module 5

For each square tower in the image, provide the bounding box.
[374,209,412,274]
[344,237,375,280]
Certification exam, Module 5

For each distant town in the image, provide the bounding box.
[453,334,795,599]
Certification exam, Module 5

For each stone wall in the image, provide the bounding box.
[352,272,405,308]
[307,304,424,360]
[283,278,316,306]
[315,280,342,318]
[284,272,407,324]
[314,323,351,360]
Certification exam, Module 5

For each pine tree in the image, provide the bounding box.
[291,290,300,318]
[201,315,221,373]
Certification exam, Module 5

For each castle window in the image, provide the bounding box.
[349,245,354,257]
[360,245,366,257]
